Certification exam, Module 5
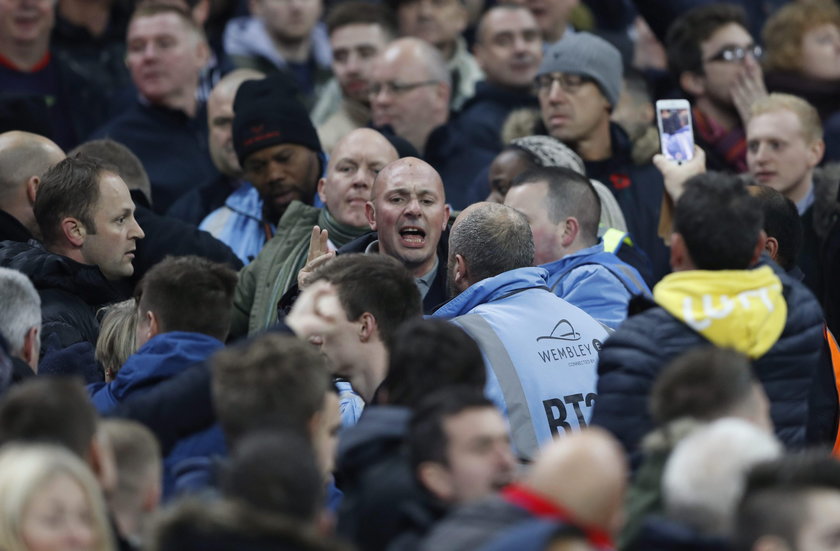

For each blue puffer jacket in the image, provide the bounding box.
[590,262,826,460]
[433,267,610,460]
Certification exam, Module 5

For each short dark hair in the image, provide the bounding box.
[511,166,601,243]
[665,3,749,78]
[449,203,535,282]
[0,378,97,458]
[650,346,758,425]
[71,139,152,206]
[135,256,237,341]
[211,334,330,446]
[34,155,114,247]
[221,429,324,522]
[326,1,397,38]
[380,319,486,408]
[747,185,802,271]
[475,4,532,45]
[129,3,206,39]
[408,387,496,472]
[674,172,763,270]
[310,254,422,351]
[734,452,840,551]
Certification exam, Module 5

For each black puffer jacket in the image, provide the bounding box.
[0,240,125,379]
[591,261,828,460]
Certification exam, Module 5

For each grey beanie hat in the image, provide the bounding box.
[537,32,622,107]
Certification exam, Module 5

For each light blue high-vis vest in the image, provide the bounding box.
[433,267,611,461]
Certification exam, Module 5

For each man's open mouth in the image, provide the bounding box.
[399,227,426,246]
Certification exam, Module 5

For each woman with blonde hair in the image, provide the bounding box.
[95,300,138,382]
[0,444,116,551]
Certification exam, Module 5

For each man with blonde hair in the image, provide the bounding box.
[746,92,826,294]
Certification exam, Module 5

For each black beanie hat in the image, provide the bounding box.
[232,74,322,166]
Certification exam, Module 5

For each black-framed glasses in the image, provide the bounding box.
[705,44,763,63]
[370,80,440,96]
[533,73,591,95]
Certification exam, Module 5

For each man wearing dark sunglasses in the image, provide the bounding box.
[666,3,767,174]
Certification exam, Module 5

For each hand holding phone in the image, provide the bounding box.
[656,99,694,162]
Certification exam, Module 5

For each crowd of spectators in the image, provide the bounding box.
[3,0,840,550]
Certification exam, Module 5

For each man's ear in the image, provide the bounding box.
[61,217,86,247]
[808,138,826,168]
[365,201,377,230]
[26,176,39,205]
[142,470,162,512]
[679,71,705,97]
[191,0,210,25]
[88,429,117,495]
[669,232,688,271]
[764,235,779,263]
[317,178,328,204]
[453,253,469,289]
[358,312,377,343]
[417,462,454,502]
[560,217,580,248]
[442,204,451,231]
[140,310,161,342]
[22,326,39,372]
[751,230,768,266]
[194,39,210,69]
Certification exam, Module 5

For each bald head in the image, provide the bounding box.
[447,202,534,295]
[524,428,628,534]
[208,69,265,177]
[319,128,399,227]
[0,132,65,237]
[365,157,450,277]
[370,38,452,153]
[371,156,442,198]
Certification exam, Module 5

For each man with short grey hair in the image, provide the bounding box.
[432,201,609,461]
[0,267,41,378]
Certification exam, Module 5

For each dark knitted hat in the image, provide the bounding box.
[232,75,321,165]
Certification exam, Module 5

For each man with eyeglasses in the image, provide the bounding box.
[665,3,767,174]
[370,37,495,209]
[534,31,670,282]
[387,0,483,112]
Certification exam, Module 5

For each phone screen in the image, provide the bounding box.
[658,106,694,162]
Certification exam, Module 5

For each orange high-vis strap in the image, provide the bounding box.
[825,326,840,457]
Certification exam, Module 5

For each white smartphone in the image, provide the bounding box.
[656,99,694,162]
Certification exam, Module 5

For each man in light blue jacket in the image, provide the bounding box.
[505,166,650,329]
[432,202,609,461]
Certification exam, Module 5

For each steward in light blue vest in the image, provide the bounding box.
[542,240,651,330]
[432,266,611,461]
